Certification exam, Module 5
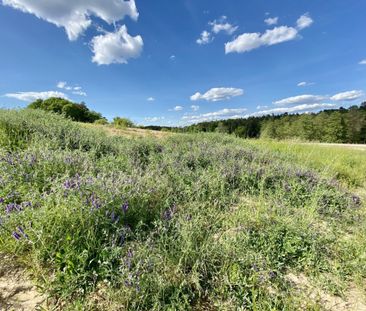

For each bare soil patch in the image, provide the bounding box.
[0,254,46,310]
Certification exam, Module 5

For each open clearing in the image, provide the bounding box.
[0,110,365,310]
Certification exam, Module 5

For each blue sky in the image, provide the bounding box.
[0,0,365,126]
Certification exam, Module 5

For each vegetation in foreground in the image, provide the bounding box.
[0,109,365,310]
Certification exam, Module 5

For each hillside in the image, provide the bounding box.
[0,109,365,310]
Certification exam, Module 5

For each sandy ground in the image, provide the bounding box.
[0,254,46,310]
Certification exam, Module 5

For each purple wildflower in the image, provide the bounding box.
[12,232,21,241]
[0,198,4,204]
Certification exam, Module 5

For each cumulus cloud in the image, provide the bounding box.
[225,13,313,54]
[359,59,366,65]
[296,13,313,30]
[182,108,248,123]
[191,105,200,111]
[330,90,364,102]
[91,25,143,65]
[209,16,238,35]
[274,94,326,106]
[191,87,244,102]
[147,97,155,102]
[225,26,298,54]
[264,17,278,26]
[196,31,212,45]
[2,0,138,41]
[4,91,68,102]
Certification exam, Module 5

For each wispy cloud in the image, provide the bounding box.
[191,105,200,111]
[182,108,248,123]
[57,81,87,96]
[359,59,366,65]
[296,13,313,30]
[4,91,68,102]
[191,87,244,102]
[147,97,155,102]
[274,94,326,106]
[297,81,315,87]
[170,106,183,111]
[330,90,364,101]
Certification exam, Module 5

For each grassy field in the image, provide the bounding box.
[0,109,365,310]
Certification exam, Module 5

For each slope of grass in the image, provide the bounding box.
[0,109,365,310]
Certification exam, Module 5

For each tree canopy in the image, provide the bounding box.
[28,97,105,123]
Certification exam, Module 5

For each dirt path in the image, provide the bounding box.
[0,254,46,310]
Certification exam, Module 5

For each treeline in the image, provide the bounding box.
[148,103,366,144]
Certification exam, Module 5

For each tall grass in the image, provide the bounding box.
[0,109,365,310]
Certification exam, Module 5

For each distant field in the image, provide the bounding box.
[0,110,365,310]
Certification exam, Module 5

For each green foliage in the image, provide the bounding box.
[175,105,366,144]
[0,109,365,310]
[112,117,134,128]
[28,97,104,123]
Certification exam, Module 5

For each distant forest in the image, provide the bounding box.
[146,103,366,144]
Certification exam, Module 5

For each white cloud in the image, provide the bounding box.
[209,16,238,35]
[170,55,176,60]
[196,31,212,45]
[4,91,68,102]
[225,13,313,54]
[359,59,366,65]
[182,108,248,123]
[191,105,200,111]
[256,105,269,110]
[171,106,183,111]
[296,13,313,30]
[297,81,314,87]
[91,25,143,65]
[225,26,298,54]
[191,87,244,102]
[147,97,155,102]
[274,94,326,106]
[57,81,67,89]
[264,17,278,26]
[57,82,87,96]
[330,90,364,102]
[2,0,139,41]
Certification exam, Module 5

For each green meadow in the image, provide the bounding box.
[1,109,365,310]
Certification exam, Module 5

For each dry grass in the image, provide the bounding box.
[82,124,171,139]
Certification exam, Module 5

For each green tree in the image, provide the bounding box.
[112,117,134,128]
